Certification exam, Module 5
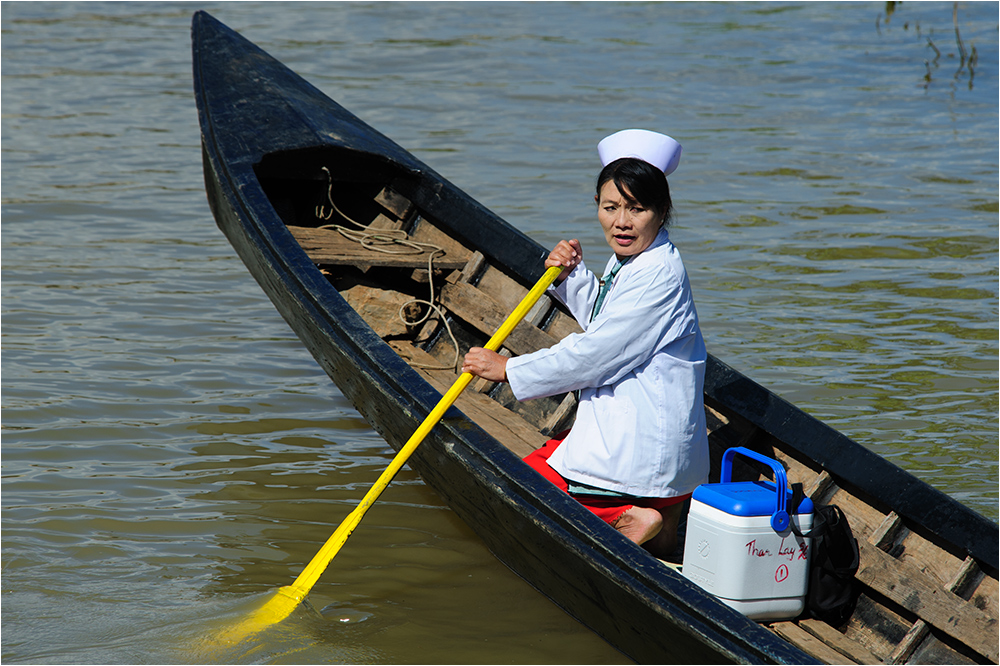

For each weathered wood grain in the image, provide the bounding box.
[856,540,998,661]
[289,225,467,269]
[438,280,560,356]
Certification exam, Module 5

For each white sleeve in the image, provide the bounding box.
[548,261,600,330]
[507,262,692,401]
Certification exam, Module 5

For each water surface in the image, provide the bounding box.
[3,2,996,663]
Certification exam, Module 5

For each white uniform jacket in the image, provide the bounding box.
[506,228,709,498]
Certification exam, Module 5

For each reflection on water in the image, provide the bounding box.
[2,2,995,664]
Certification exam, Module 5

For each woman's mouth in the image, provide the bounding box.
[614,234,635,246]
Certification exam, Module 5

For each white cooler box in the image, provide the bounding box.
[682,447,813,621]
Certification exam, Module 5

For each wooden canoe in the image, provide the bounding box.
[192,11,998,664]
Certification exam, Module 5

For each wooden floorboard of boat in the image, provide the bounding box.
[468,258,584,343]
[771,621,862,664]
[388,339,547,458]
[438,278,560,356]
[856,540,998,662]
[797,618,883,664]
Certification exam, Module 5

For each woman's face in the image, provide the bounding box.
[596,179,663,260]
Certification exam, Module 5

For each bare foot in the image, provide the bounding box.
[641,503,685,559]
[612,506,663,545]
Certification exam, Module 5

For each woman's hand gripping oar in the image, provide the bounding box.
[220,265,562,643]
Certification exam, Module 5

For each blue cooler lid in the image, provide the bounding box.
[693,480,814,517]
[695,447,814,532]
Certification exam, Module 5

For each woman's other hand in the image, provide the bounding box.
[545,239,583,282]
[462,347,508,382]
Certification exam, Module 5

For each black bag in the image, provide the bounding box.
[791,486,860,625]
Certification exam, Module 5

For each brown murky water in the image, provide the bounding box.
[3,2,995,663]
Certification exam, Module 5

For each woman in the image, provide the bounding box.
[461,129,709,558]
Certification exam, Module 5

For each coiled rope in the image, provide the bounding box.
[315,167,461,371]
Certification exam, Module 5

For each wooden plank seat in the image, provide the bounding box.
[288,225,468,270]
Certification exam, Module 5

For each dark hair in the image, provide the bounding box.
[596,157,673,226]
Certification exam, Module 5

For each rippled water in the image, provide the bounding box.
[3,2,996,663]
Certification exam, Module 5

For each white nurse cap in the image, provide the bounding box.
[598,129,682,176]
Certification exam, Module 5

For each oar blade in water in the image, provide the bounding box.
[217,585,304,644]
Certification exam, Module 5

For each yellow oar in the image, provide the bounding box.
[221,265,562,643]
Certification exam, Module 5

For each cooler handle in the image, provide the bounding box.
[721,447,790,533]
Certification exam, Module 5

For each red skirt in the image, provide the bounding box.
[523,434,690,525]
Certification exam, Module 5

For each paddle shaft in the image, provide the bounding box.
[285,264,562,599]
[217,265,562,643]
